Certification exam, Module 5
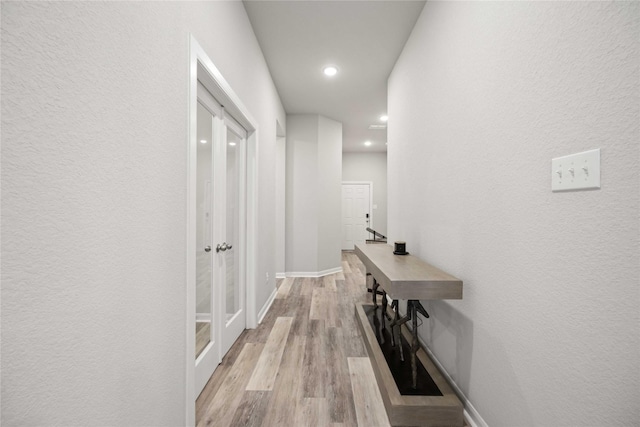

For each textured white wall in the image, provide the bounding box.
[275,135,287,276]
[342,152,388,236]
[388,2,639,426]
[286,115,320,273]
[317,115,343,272]
[286,114,342,274]
[1,2,285,425]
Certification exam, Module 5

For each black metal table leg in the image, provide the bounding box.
[379,291,390,344]
[390,300,398,347]
[410,301,418,389]
[368,276,431,388]
[407,299,430,389]
[381,291,388,328]
[372,278,379,307]
[389,299,408,362]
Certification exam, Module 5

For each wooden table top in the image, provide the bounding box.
[354,243,463,301]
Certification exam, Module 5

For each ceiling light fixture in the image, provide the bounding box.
[380,115,388,122]
[323,66,338,77]
[364,141,372,146]
[199,139,207,144]
[229,142,237,146]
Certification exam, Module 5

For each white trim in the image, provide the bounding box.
[404,319,488,427]
[195,313,212,323]
[275,272,287,279]
[257,287,278,324]
[285,267,343,278]
[186,35,198,427]
[196,62,256,134]
[197,82,223,117]
[224,112,248,140]
[422,343,488,427]
[187,34,260,425]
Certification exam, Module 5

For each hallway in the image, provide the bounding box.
[196,252,390,426]
[2,2,637,425]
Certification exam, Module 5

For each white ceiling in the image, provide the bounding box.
[243,1,426,152]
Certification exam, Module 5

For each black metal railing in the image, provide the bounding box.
[366,227,387,243]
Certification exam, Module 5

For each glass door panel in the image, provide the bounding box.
[194,86,247,390]
[225,130,241,322]
[195,101,213,358]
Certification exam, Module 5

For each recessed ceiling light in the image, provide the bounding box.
[200,139,207,144]
[380,115,388,122]
[323,66,338,77]
[229,142,236,146]
[364,141,372,146]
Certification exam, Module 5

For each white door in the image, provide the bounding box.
[219,121,246,356]
[194,85,247,397]
[341,183,371,250]
[194,99,220,396]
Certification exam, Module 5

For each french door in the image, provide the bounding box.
[194,83,247,397]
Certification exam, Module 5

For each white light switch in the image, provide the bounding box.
[551,149,600,192]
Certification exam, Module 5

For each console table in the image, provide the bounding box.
[354,243,463,388]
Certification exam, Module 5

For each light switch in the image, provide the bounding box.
[551,149,600,192]
[373,204,378,209]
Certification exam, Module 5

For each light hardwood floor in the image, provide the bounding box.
[196,252,390,427]
[196,322,211,358]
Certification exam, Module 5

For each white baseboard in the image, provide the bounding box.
[405,323,488,427]
[195,313,211,323]
[275,272,286,279]
[257,287,277,325]
[285,266,342,278]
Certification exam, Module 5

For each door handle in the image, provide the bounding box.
[216,243,228,253]
[204,245,211,252]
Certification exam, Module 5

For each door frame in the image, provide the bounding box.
[187,35,259,426]
[342,181,374,245]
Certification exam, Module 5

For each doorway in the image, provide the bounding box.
[187,36,259,423]
[341,182,372,250]
[193,83,247,397]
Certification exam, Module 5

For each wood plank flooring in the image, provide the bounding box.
[195,251,390,427]
[348,357,392,427]
[196,322,211,358]
[246,317,293,391]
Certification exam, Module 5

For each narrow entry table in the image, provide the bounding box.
[354,243,463,388]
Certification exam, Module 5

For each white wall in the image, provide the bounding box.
[1,2,285,425]
[342,152,388,236]
[275,133,287,277]
[317,116,343,272]
[286,114,342,275]
[388,2,639,426]
[286,115,320,273]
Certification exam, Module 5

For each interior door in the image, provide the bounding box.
[194,84,248,397]
[341,183,371,250]
[195,100,221,396]
[220,124,246,356]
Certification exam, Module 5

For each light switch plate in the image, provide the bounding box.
[552,149,600,192]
